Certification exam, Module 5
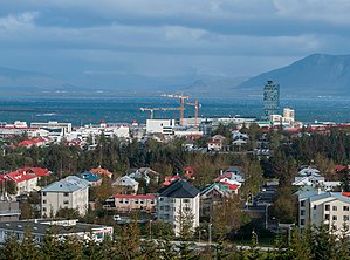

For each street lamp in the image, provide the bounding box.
[208,223,212,245]
[149,219,152,240]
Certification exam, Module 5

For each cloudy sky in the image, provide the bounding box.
[1,0,350,81]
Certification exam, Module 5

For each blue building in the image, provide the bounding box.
[263,80,280,120]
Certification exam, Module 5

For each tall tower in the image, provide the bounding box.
[263,80,280,120]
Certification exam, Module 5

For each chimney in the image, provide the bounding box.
[220,170,223,176]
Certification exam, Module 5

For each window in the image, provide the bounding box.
[300,200,305,207]
[42,207,47,212]
[173,207,176,211]
[332,206,337,211]
[344,225,350,232]
[119,200,123,204]
[159,206,164,210]
[159,198,164,201]
[344,206,350,211]
[42,192,47,197]
[332,225,337,231]
[301,210,305,216]
[42,200,47,204]
[151,200,155,205]
[124,200,129,204]
[140,200,144,205]
[63,200,69,205]
[344,215,350,221]
[332,215,337,221]
[300,219,305,226]
[314,205,317,210]
[135,200,139,204]
[63,192,69,197]
[325,214,330,220]
[184,207,191,212]
[183,199,190,204]
[325,205,330,211]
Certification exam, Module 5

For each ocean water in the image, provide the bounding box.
[0,96,349,126]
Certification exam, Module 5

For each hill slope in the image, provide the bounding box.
[238,54,350,96]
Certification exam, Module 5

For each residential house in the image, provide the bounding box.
[157,180,200,236]
[293,167,341,191]
[214,166,245,184]
[4,167,50,196]
[104,193,156,213]
[127,167,160,185]
[41,176,89,217]
[79,171,102,186]
[0,219,113,243]
[297,190,350,237]
[90,165,113,178]
[113,176,139,194]
[207,135,226,151]
[200,183,239,219]
[18,137,49,148]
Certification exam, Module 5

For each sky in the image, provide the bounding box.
[1,0,350,82]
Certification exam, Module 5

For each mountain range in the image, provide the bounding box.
[1,54,350,97]
[237,54,350,97]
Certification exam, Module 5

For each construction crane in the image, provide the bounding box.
[185,99,200,129]
[140,107,180,119]
[161,94,189,126]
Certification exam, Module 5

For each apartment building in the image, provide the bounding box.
[297,190,350,237]
[41,176,89,217]
[157,180,200,236]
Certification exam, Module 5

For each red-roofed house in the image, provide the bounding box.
[104,193,157,213]
[90,165,113,178]
[4,167,50,196]
[18,137,49,148]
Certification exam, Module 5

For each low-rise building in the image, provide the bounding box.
[0,219,113,243]
[0,200,20,221]
[3,167,50,196]
[41,176,89,218]
[90,165,113,178]
[104,194,156,213]
[157,180,200,236]
[79,171,102,186]
[113,176,139,194]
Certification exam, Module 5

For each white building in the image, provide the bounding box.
[41,176,89,217]
[113,176,139,194]
[146,119,174,134]
[30,122,72,135]
[297,190,350,237]
[157,180,200,236]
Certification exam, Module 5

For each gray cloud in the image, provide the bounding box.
[0,0,349,82]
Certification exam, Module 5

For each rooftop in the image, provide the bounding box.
[159,180,199,198]
[42,176,89,193]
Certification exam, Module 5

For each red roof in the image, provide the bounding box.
[214,172,233,182]
[342,192,350,198]
[114,194,156,200]
[5,167,49,184]
[18,137,47,147]
[335,165,348,172]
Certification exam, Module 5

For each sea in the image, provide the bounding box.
[0,96,349,126]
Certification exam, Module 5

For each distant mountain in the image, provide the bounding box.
[0,67,75,95]
[238,54,350,96]
[0,66,247,97]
